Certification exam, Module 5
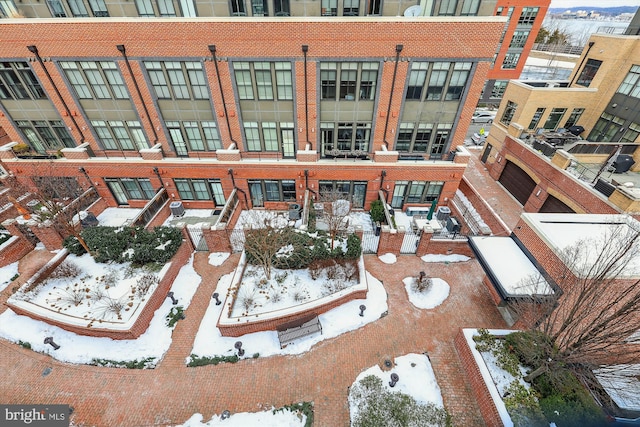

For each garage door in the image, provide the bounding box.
[540,194,575,213]
[498,161,536,205]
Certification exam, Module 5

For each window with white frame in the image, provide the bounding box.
[179,0,196,16]
[91,120,148,151]
[233,61,293,101]
[0,62,46,100]
[144,61,208,100]
[166,121,221,156]
[242,121,295,157]
[61,61,128,100]
[617,65,640,98]
[320,62,378,100]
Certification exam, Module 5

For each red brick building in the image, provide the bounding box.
[0,16,509,213]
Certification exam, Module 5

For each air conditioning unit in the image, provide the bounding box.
[435,206,451,222]
[446,217,460,233]
[170,201,185,217]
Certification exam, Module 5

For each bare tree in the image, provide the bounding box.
[507,225,640,383]
[317,189,352,249]
[242,211,289,280]
[5,162,93,253]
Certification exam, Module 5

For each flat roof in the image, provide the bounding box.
[522,213,640,278]
[469,236,554,299]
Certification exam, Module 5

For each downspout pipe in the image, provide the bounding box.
[228,168,249,207]
[569,41,595,87]
[116,44,158,143]
[380,169,389,202]
[209,45,238,147]
[78,167,95,191]
[27,45,85,144]
[152,167,164,190]
[382,44,403,150]
[302,45,311,147]
[304,169,318,198]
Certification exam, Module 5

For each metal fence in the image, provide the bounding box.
[400,229,420,254]
[187,226,208,251]
[361,230,380,254]
[229,228,246,253]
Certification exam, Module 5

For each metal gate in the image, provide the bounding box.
[400,229,420,254]
[187,225,208,251]
[16,223,40,246]
[361,231,380,254]
[229,229,245,253]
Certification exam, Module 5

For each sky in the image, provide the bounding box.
[550,0,640,8]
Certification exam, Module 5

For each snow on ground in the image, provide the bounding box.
[96,207,142,227]
[378,253,397,264]
[176,408,306,427]
[0,254,201,365]
[349,353,444,424]
[421,254,470,263]
[208,252,230,267]
[402,277,450,309]
[191,270,387,359]
[0,261,19,292]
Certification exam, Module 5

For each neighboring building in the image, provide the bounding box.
[0,12,506,215]
[479,0,552,107]
[479,32,640,215]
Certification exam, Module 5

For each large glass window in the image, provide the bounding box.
[437,0,456,15]
[248,180,297,205]
[490,80,508,99]
[158,0,176,16]
[91,120,148,151]
[67,0,88,15]
[144,61,208,100]
[563,108,584,129]
[0,0,18,17]
[500,101,517,126]
[233,61,292,101]
[406,62,472,102]
[16,120,74,152]
[105,178,155,204]
[230,0,245,15]
[621,123,640,143]
[321,0,336,15]
[135,0,154,16]
[343,0,358,15]
[367,0,380,15]
[543,108,566,130]
[174,179,215,201]
[87,0,108,16]
[61,61,128,100]
[518,7,538,25]
[274,0,289,15]
[587,113,625,142]
[528,108,545,130]
[321,122,371,157]
[242,121,295,157]
[502,53,521,70]
[166,121,221,155]
[509,31,530,49]
[0,62,46,100]
[318,180,367,208]
[617,65,640,98]
[251,0,267,15]
[391,181,443,209]
[47,0,67,16]
[460,0,479,15]
[180,0,196,16]
[320,62,379,101]
[576,59,602,87]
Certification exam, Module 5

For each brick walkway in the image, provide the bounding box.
[0,156,518,427]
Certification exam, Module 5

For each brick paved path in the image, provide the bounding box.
[0,252,505,427]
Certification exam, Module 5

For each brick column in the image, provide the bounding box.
[177,223,195,252]
[415,225,434,257]
[202,226,233,253]
[376,225,403,256]
[30,220,65,251]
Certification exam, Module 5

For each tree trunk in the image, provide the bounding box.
[524,364,548,383]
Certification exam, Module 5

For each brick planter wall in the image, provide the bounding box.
[454,329,505,427]
[458,178,510,236]
[416,236,474,258]
[6,238,192,340]
[0,236,35,268]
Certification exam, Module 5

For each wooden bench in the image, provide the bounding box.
[277,315,322,349]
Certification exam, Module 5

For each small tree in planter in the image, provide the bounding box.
[318,189,352,249]
[412,271,433,293]
[369,199,386,224]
